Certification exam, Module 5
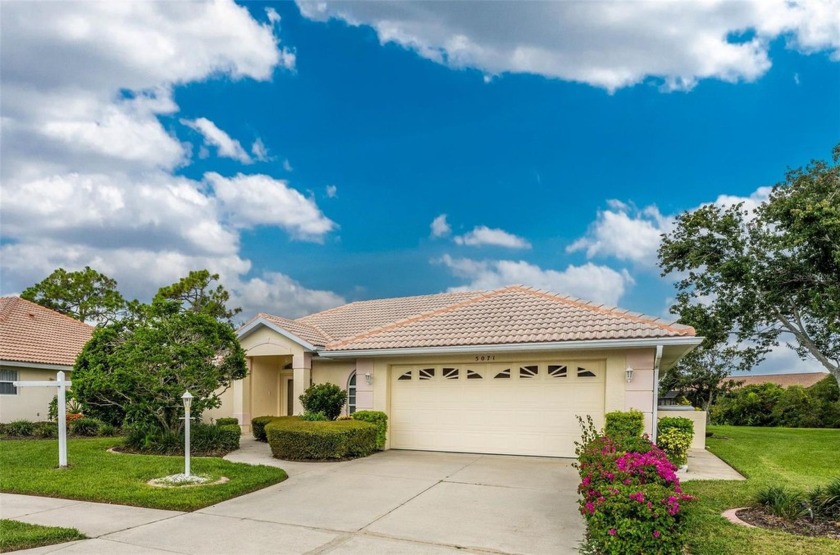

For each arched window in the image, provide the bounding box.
[347,371,357,415]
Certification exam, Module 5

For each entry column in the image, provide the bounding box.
[292,352,311,415]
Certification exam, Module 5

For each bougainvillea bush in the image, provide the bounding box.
[577,433,695,554]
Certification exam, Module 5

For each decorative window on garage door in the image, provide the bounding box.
[418,368,435,380]
[519,365,538,378]
[548,365,568,378]
[398,370,412,380]
[577,366,597,378]
[442,367,459,380]
[466,369,483,379]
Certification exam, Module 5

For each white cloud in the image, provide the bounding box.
[235,272,346,319]
[0,1,342,313]
[430,214,451,238]
[182,117,253,164]
[283,159,294,172]
[438,255,633,307]
[568,188,775,268]
[298,0,840,91]
[251,138,269,161]
[206,172,336,240]
[454,225,531,249]
[731,343,829,376]
[325,184,338,198]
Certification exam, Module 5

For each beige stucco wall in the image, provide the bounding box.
[658,408,707,449]
[0,366,65,423]
[202,386,234,424]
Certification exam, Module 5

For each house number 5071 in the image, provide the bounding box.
[475,355,496,361]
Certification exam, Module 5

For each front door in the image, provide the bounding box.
[286,378,294,416]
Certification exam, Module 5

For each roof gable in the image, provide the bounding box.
[0,297,94,367]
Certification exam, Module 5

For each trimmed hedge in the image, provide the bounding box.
[252,416,284,442]
[123,422,240,455]
[265,417,377,460]
[215,418,239,427]
[351,410,388,450]
[605,409,644,439]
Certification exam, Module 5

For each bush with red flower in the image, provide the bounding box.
[576,415,695,554]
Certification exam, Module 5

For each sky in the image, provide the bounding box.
[1,0,838,374]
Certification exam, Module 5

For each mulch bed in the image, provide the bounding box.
[736,507,840,540]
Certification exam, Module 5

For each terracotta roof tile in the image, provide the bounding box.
[725,372,830,389]
[0,297,94,366]
[239,312,332,348]
[250,285,695,352]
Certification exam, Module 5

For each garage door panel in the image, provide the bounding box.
[390,361,605,457]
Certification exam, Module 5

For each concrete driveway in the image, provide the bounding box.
[9,442,584,554]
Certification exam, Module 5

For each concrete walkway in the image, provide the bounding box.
[3,439,584,554]
[678,448,745,482]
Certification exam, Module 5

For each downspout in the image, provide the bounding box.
[652,345,663,444]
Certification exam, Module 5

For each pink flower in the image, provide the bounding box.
[608,529,617,536]
[653,530,661,538]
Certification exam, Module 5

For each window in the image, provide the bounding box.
[548,365,568,378]
[519,365,538,379]
[418,368,435,380]
[466,369,483,380]
[398,370,412,380]
[347,371,357,414]
[577,366,596,378]
[442,367,459,380]
[494,368,511,379]
[0,370,18,395]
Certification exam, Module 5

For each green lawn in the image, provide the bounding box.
[0,519,85,552]
[684,426,840,555]
[0,438,286,512]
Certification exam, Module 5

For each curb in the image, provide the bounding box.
[722,507,756,528]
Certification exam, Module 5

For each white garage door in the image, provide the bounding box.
[390,361,605,457]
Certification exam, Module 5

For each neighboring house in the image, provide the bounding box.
[724,372,830,389]
[226,285,701,457]
[0,297,93,422]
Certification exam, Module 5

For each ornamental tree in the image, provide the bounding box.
[153,269,241,323]
[659,144,840,385]
[72,299,247,435]
[21,266,127,325]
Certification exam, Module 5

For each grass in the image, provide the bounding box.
[683,426,840,555]
[0,437,286,512]
[0,519,85,552]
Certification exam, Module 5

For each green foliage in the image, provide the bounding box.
[214,418,239,427]
[70,417,102,437]
[251,416,283,442]
[33,421,58,439]
[21,266,127,325]
[124,422,239,455]
[659,345,742,412]
[153,269,241,322]
[265,417,377,460]
[711,383,785,426]
[808,376,840,428]
[771,386,821,427]
[656,428,692,467]
[604,410,644,440]
[808,477,840,520]
[72,303,247,441]
[5,420,34,437]
[300,411,328,421]
[755,486,808,520]
[352,410,388,449]
[659,144,840,385]
[299,383,346,420]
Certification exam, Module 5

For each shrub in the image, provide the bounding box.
[215,417,239,427]
[352,410,388,450]
[756,486,808,520]
[252,416,284,441]
[97,423,119,437]
[5,420,34,437]
[605,410,644,440]
[70,417,102,437]
[577,431,694,554]
[299,383,346,420]
[711,383,784,426]
[33,421,58,439]
[124,422,239,455]
[191,423,240,455]
[808,477,840,520]
[265,417,377,460]
[657,417,694,467]
[300,411,328,421]
[772,386,821,428]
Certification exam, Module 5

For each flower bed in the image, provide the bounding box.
[577,433,694,554]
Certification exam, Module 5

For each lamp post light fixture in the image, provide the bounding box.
[364,371,373,385]
[182,391,193,477]
[625,367,634,383]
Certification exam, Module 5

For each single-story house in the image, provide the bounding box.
[724,372,830,389]
[220,285,701,458]
[0,297,93,422]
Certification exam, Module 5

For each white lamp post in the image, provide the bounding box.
[182,391,193,477]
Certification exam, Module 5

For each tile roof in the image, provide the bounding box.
[0,297,94,367]
[251,285,695,352]
[725,372,830,389]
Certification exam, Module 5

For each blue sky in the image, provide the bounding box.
[1,1,838,373]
